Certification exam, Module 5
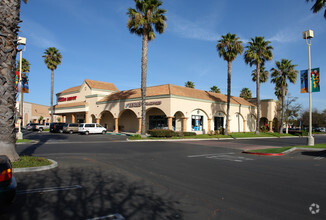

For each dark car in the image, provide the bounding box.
[0,155,16,205]
[50,123,66,133]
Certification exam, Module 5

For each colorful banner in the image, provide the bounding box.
[15,71,29,93]
[311,68,320,92]
[300,70,308,93]
[22,72,29,93]
[300,68,320,93]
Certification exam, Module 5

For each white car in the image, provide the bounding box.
[78,123,107,135]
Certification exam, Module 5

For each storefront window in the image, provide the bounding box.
[149,115,168,130]
[191,115,203,131]
[214,117,224,130]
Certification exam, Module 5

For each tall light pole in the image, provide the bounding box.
[302,30,314,146]
[16,37,26,140]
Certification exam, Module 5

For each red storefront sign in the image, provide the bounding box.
[58,96,77,102]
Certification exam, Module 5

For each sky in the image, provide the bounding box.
[19,0,326,112]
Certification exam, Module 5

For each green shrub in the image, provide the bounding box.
[129,134,142,140]
[174,132,184,137]
[148,129,175,137]
[182,132,196,136]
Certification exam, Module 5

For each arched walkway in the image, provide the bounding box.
[247,114,256,132]
[100,111,114,131]
[119,109,138,132]
[230,113,244,132]
[189,109,209,133]
[91,114,96,123]
[173,111,185,132]
[259,117,269,132]
[213,112,226,131]
[146,107,167,130]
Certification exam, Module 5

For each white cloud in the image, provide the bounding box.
[21,18,65,50]
[168,13,220,41]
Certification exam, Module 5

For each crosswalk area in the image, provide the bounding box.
[188,152,255,162]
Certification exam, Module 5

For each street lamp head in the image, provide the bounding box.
[302,30,314,39]
[17,37,26,45]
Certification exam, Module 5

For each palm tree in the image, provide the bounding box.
[216,33,243,135]
[306,0,326,19]
[210,85,221,93]
[0,0,28,161]
[244,36,273,134]
[185,81,195,88]
[251,65,269,83]
[16,58,31,73]
[42,47,62,123]
[127,0,167,135]
[271,59,298,133]
[240,88,252,99]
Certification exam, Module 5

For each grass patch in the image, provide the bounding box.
[129,134,142,140]
[16,139,33,143]
[12,156,52,168]
[230,132,294,138]
[248,147,292,154]
[247,144,326,154]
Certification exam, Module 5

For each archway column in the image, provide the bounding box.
[269,121,273,132]
[114,118,119,133]
[85,112,88,123]
[167,116,173,130]
[207,118,212,132]
[72,114,76,123]
[137,117,142,133]
[96,118,100,124]
[243,119,246,132]
[182,117,188,132]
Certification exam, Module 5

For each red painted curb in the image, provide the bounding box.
[243,151,284,156]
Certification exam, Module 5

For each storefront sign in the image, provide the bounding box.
[125,101,161,108]
[58,96,77,102]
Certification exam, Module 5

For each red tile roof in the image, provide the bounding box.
[98,84,255,107]
[57,79,118,95]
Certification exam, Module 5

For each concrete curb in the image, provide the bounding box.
[127,135,306,142]
[16,140,39,145]
[243,147,326,156]
[13,159,58,173]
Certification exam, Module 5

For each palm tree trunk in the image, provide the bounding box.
[141,30,148,135]
[256,62,261,134]
[0,0,21,161]
[225,61,232,135]
[279,87,285,133]
[50,69,54,123]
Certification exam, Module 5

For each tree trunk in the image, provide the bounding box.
[0,0,22,161]
[141,30,148,135]
[279,87,285,133]
[50,69,54,122]
[256,62,261,134]
[225,61,232,136]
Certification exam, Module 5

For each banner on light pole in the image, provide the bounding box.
[300,68,320,93]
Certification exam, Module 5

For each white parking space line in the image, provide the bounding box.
[188,153,254,162]
[87,213,125,220]
[17,185,82,194]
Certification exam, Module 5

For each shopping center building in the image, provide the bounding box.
[54,79,280,134]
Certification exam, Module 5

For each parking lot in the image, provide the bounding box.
[1,132,326,219]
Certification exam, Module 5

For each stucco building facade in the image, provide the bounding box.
[53,79,280,134]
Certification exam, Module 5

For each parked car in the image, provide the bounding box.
[0,155,16,205]
[78,123,107,135]
[34,123,50,132]
[50,123,66,133]
[26,123,39,130]
[63,123,79,134]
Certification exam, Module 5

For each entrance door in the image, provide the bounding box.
[214,117,224,131]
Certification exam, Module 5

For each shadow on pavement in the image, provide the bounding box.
[301,150,326,158]
[18,133,68,156]
[0,168,183,220]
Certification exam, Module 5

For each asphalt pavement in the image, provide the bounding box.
[1,132,325,220]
